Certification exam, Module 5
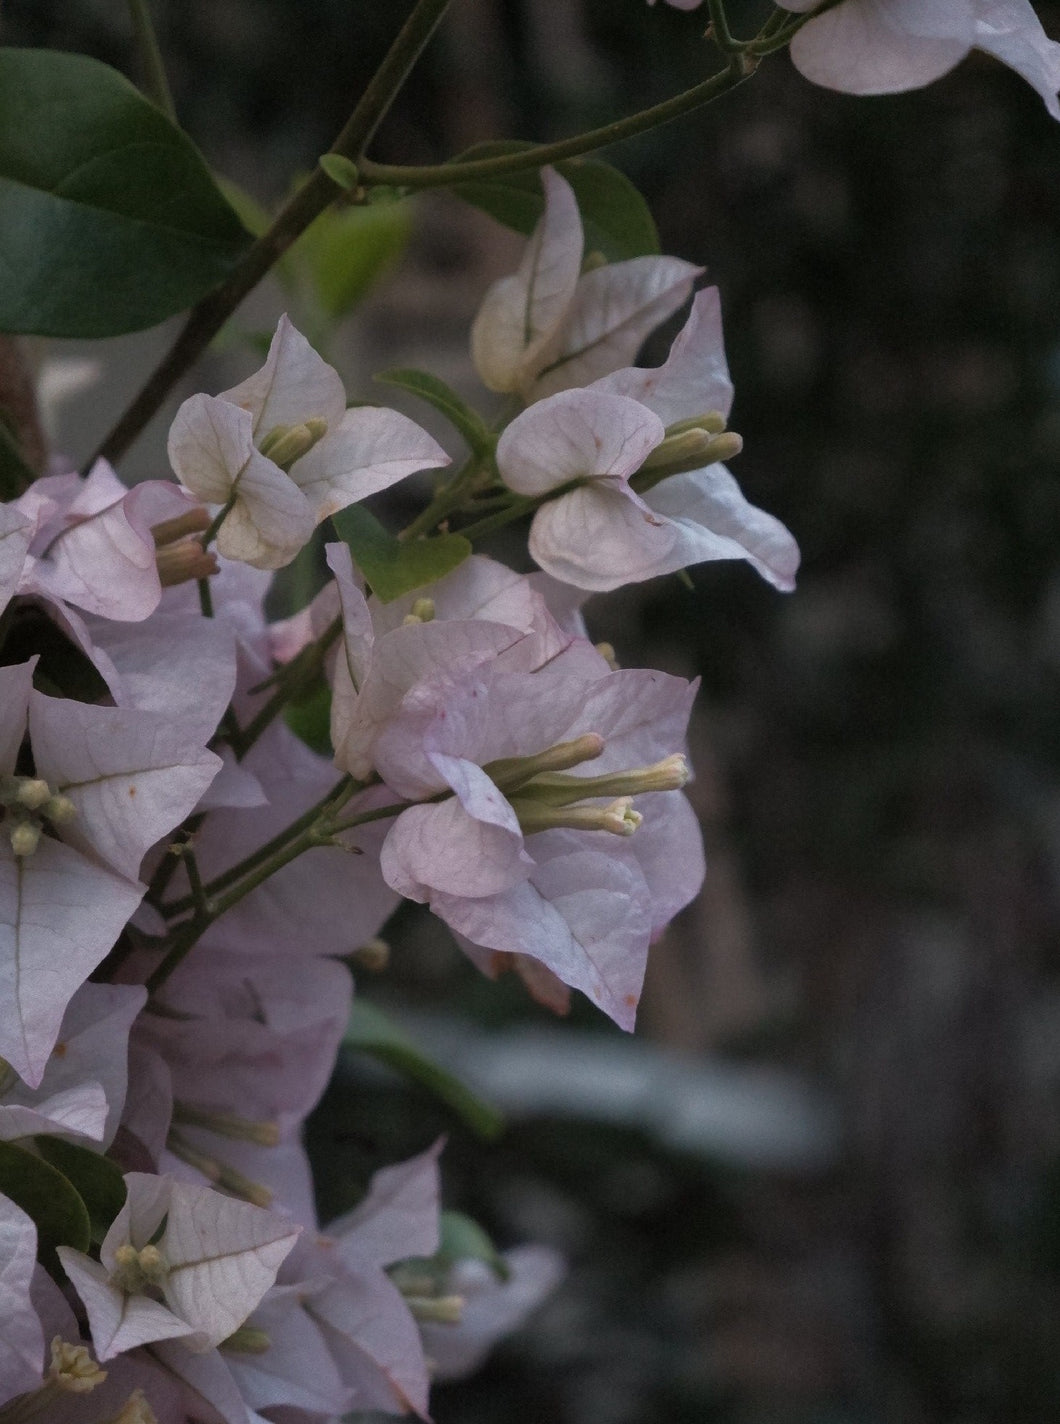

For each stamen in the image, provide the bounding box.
[172,1102,281,1147]
[167,1130,273,1208]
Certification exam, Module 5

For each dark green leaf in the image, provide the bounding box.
[33,1137,127,1245]
[344,999,503,1139]
[0,1139,90,1268]
[451,143,659,262]
[0,47,250,337]
[330,505,471,604]
[284,679,333,757]
[376,368,493,456]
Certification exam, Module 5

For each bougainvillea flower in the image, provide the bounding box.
[656,0,1060,115]
[780,0,1060,114]
[59,1172,299,1360]
[0,982,144,1146]
[496,378,799,593]
[420,1245,565,1381]
[471,167,701,401]
[327,544,568,780]
[0,660,220,1086]
[374,647,703,1028]
[168,315,450,568]
[12,463,196,622]
[224,1143,442,1419]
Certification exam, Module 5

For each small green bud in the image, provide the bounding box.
[318,152,360,191]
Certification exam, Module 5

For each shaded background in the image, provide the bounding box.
[6,1,1060,1419]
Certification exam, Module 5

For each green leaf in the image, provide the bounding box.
[330,505,471,604]
[0,1139,91,1268]
[33,1137,127,1245]
[376,368,493,456]
[0,47,250,337]
[450,143,659,262]
[284,679,333,757]
[294,200,412,320]
[344,999,503,1139]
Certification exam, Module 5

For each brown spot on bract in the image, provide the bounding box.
[128,786,137,797]
[53,1041,67,1058]
[624,994,637,1008]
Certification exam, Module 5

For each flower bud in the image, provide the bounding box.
[106,1390,159,1424]
[519,753,690,807]
[156,538,220,588]
[485,733,605,793]
[511,795,642,838]
[9,820,41,857]
[14,779,50,811]
[405,1294,465,1325]
[173,1101,281,1147]
[634,428,744,491]
[352,936,390,972]
[664,412,728,437]
[221,1326,272,1354]
[259,418,329,471]
[43,794,76,825]
[151,508,211,547]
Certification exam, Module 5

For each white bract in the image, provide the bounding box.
[168,316,450,569]
[471,167,702,401]
[59,1173,299,1361]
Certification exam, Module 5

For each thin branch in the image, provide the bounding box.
[357,54,755,191]
[90,0,455,469]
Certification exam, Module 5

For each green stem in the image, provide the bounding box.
[148,777,359,990]
[90,0,455,470]
[398,454,489,541]
[705,0,744,53]
[160,770,355,918]
[231,614,343,759]
[126,0,177,120]
[356,54,754,192]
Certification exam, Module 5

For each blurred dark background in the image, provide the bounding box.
[7,1,1060,1419]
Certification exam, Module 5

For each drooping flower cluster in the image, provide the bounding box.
[653,0,1060,117]
[0,177,790,1420]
